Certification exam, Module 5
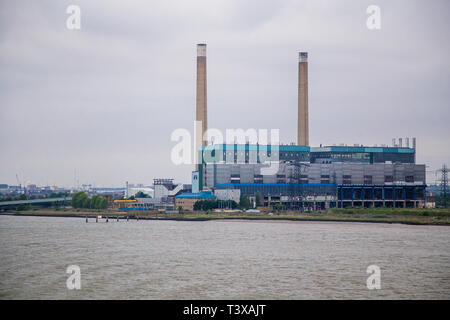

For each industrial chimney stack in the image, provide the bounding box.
[195,44,208,167]
[297,52,309,146]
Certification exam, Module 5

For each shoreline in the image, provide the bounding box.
[1,210,449,226]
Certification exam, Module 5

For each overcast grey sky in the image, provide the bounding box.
[0,0,449,187]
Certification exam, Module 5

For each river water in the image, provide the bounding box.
[0,215,449,299]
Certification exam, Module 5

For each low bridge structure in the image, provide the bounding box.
[0,197,72,206]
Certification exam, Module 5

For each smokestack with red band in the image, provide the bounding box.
[298,52,309,146]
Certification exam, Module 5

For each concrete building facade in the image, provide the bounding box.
[200,144,426,210]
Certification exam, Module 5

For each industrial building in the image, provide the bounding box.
[210,161,425,209]
[176,44,427,211]
[174,191,216,211]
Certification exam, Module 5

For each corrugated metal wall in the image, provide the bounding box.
[206,162,426,186]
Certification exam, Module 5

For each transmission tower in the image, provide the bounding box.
[287,161,309,210]
[438,164,448,208]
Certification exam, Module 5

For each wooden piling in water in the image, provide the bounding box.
[117,216,119,222]
[106,216,109,223]
[96,216,98,223]
[86,216,88,223]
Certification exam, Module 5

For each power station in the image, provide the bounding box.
[177,44,426,211]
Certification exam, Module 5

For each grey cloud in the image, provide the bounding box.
[0,0,449,187]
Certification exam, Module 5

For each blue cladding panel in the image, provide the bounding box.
[201,145,414,153]
[175,191,216,199]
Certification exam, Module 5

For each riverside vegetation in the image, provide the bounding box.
[3,207,450,226]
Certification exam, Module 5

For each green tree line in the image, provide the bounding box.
[436,194,450,208]
[193,195,254,211]
[72,192,108,209]
[193,199,239,211]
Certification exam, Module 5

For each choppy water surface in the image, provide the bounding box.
[0,215,449,299]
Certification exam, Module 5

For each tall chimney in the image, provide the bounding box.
[194,43,208,171]
[195,44,207,168]
[297,52,309,146]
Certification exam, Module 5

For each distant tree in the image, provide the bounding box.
[91,195,101,209]
[71,192,107,209]
[239,195,251,210]
[218,200,238,209]
[128,195,135,200]
[193,201,200,211]
[82,197,91,209]
[274,203,279,212]
[194,199,218,211]
[98,197,108,209]
[436,194,450,208]
[135,191,150,198]
[255,194,261,206]
[72,192,88,209]
[89,195,108,209]
[274,203,285,212]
